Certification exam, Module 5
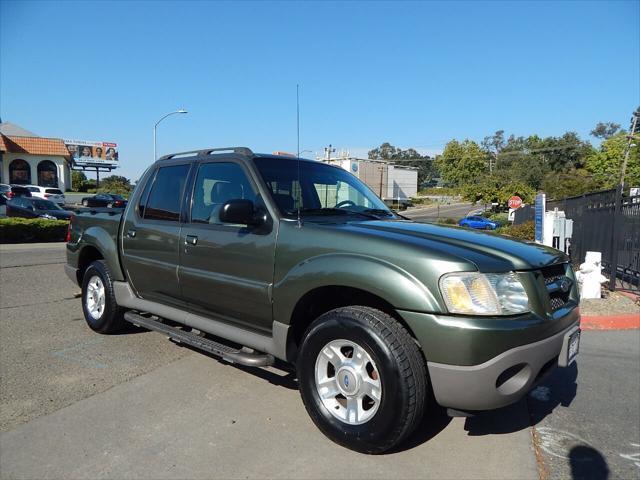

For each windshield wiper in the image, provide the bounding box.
[298,208,379,219]
[362,208,396,218]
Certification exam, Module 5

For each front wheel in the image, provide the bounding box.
[297,306,428,454]
[82,199,88,207]
[81,260,126,334]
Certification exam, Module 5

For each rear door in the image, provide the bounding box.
[120,163,191,306]
[178,160,277,332]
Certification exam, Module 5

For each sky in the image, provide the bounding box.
[1,0,638,181]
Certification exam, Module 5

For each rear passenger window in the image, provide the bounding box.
[45,189,63,194]
[143,165,189,221]
[191,163,256,224]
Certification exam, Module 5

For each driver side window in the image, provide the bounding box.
[191,162,256,224]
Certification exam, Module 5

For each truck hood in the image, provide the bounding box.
[344,220,568,271]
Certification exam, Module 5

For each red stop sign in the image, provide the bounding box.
[508,196,523,209]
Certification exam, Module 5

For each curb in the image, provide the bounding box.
[581,313,640,330]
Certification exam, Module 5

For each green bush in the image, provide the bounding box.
[409,197,434,206]
[488,212,509,227]
[0,218,69,243]
[495,221,535,241]
[417,187,462,196]
[436,217,458,225]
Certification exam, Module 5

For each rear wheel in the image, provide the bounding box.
[81,260,125,334]
[297,306,428,454]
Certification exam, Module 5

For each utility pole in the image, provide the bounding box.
[609,108,639,291]
[620,109,639,190]
[324,144,335,162]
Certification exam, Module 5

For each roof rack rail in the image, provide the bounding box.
[158,147,254,161]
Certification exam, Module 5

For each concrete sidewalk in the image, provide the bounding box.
[0,353,538,480]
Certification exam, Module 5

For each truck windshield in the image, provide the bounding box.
[253,157,395,220]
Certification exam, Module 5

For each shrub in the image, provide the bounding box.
[488,212,509,227]
[436,217,458,225]
[495,221,535,241]
[409,197,434,206]
[0,218,69,243]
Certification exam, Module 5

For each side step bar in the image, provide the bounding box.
[124,311,275,367]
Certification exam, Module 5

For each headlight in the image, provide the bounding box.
[439,272,529,316]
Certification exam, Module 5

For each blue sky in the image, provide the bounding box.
[1,0,638,180]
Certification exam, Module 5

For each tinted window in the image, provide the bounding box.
[45,188,63,194]
[191,163,256,224]
[253,157,390,217]
[33,199,59,210]
[144,165,189,222]
[27,187,40,192]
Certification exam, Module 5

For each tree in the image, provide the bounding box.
[97,175,132,195]
[71,171,87,191]
[586,132,640,189]
[541,170,600,200]
[435,139,488,186]
[367,142,438,185]
[590,122,621,140]
[461,172,535,205]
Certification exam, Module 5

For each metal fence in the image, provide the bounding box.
[517,188,639,292]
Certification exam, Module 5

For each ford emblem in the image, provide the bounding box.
[559,278,571,293]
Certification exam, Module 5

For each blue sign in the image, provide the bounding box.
[535,193,545,243]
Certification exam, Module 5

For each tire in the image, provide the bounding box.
[82,199,88,207]
[297,306,427,454]
[81,260,126,334]
[485,225,492,230]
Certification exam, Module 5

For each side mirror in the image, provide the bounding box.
[219,199,263,226]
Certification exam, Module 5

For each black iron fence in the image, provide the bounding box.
[514,188,639,292]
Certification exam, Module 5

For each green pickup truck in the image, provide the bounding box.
[66,147,580,453]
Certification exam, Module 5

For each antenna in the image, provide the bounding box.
[296,84,302,228]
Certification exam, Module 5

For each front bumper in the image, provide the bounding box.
[427,320,579,410]
[398,306,580,411]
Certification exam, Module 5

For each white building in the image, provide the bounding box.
[325,156,418,204]
[0,122,72,191]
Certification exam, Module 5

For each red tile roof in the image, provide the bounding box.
[0,135,69,157]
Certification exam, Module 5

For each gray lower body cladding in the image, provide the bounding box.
[427,321,580,411]
[113,281,289,361]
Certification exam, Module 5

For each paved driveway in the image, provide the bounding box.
[0,243,540,479]
[7,244,639,479]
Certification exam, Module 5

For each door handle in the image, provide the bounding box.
[185,235,198,245]
[127,229,136,238]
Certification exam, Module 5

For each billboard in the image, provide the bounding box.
[64,140,118,167]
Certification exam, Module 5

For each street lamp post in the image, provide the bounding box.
[153,109,188,160]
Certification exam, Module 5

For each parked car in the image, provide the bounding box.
[458,215,498,230]
[66,147,580,454]
[81,193,127,208]
[0,184,32,200]
[7,197,72,220]
[25,185,66,206]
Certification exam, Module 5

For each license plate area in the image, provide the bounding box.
[559,327,580,367]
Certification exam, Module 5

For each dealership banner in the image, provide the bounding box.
[64,140,119,167]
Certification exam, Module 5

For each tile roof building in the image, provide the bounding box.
[0,122,73,191]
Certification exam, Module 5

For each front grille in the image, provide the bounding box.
[540,263,572,312]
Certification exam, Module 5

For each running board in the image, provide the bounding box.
[124,311,275,367]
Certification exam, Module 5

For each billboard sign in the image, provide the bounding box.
[65,140,118,167]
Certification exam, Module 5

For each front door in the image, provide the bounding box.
[179,160,277,333]
[121,163,190,306]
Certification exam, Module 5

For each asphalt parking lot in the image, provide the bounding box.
[0,242,638,479]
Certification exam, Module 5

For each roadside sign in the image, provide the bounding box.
[508,196,523,209]
[535,193,545,243]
